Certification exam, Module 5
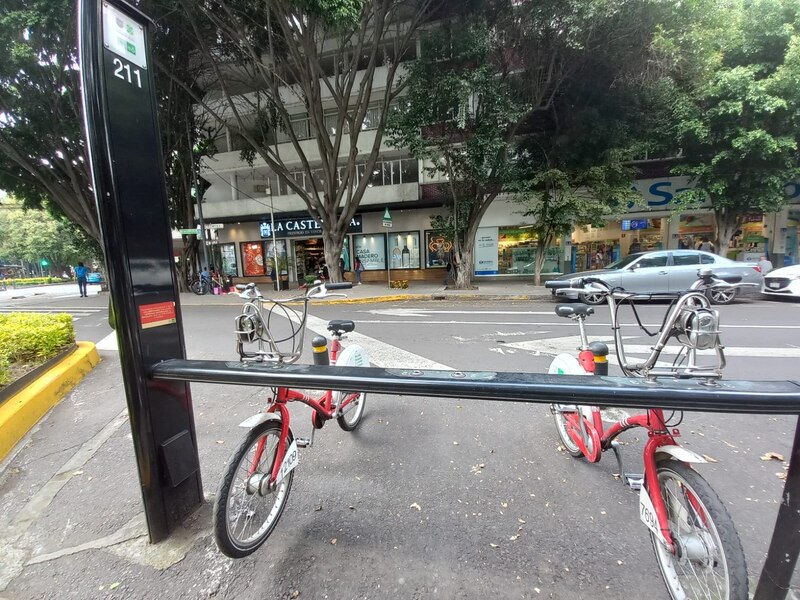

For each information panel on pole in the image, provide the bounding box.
[78,0,202,542]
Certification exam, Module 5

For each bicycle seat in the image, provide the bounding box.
[555,303,594,318]
[327,319,355,334]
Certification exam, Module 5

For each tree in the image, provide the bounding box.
[388,0,656,288]
[167,0,438,282]
[0,0,98,240]
[650,0,800,256]
[0,200,99,274]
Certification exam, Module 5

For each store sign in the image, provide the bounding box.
[630,177,800,213]
[354,234,386,270]
[474,227,499,275]
[621,219,648,231]
[260,215,362,238]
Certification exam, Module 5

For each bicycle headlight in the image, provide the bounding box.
[677,308,719,351]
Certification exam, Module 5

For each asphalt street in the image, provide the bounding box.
[1,287,798,599]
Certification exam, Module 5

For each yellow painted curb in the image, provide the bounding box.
[0,342,101,461]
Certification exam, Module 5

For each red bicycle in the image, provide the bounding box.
[213,280,369,558]
[546,270,750,600]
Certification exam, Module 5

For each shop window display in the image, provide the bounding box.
[425,231,452,268]
[388,232,420,269]
[354,234,387,270]
[220,243,238,277]
[497,227,560,274]
[241,241,266,276]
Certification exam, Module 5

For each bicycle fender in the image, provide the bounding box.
[238,412,282,429]
[548,353,591,376]
[334,343,369,368]
[655,445,707,464]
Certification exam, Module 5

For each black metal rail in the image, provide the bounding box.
[149,359,800,599]
[151,359,800,414]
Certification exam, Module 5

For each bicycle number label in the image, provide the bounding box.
[275,439,299,485]
[639,485,660,537]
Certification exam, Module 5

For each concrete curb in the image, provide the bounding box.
[312,292,554,304]
[0,341,101,461]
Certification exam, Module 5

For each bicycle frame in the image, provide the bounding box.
[246,323,363,491]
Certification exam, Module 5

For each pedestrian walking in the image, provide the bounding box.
[697,237,715,253]
[758,255,773,275]
[354,256,364,284]
[75,262,88,297]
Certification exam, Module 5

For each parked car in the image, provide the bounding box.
[762,264,800,299]
[549,249,762,305]
[86,272,103,284]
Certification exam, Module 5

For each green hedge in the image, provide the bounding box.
[7,277,66,287]
[0,313,76,386]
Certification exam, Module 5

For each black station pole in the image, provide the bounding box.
[754,415,800,600]
[78,0,203,542]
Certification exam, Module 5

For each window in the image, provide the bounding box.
[400,159,419,183]
[700,254,716,264]
[425,230,453,268]
[241,241,266,276]
[353,234,386,270]
[673,253,700,266]
[636,255,668,269]
[388,232,421,269]
[220,243,238,277]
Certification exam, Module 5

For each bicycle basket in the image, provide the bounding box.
[235,299,307,363]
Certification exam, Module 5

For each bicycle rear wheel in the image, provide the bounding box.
[336,391,366,431]
[213,421,293,558]
[553,407,598,460]
[650,461,747,600]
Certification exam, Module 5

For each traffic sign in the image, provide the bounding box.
[179,228,197,235]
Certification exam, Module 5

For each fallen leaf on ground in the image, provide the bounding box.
[410,502,422,511]
[330,538,337,545]
[509,535,518,541]
[489,543,499,548]
[109,582,120,590]
[216,440,224,444]
[777,472,788,481]
[761,452,785,462]
[517,518,526,524]
[314,505,322,512]
[501,502,508,508]
[290,591,299,599]
[702,454,718,463]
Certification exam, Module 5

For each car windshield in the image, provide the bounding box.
[604,253,644,270]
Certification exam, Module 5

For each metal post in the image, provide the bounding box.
[754,415,800,599]
[269,186,281,290]
[78,0,203,543]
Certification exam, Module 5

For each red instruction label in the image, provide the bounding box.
[139,301,177,329]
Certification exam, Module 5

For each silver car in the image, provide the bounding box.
[550,250,763,305]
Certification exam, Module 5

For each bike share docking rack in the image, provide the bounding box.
[151,359,800,600]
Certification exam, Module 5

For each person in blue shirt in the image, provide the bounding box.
[75,262,88,297]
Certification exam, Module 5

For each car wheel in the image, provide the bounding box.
[579,291,606,305]
[707,287,737,305]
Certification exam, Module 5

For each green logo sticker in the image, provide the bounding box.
[126,24,134,35]
[126,41,136,55]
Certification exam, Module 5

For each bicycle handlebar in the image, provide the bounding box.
[323,282,353,290]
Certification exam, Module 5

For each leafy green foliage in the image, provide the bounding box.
[0,313,75,385]
[649,0,800,253]
[0,201,99,270]
[0,0,99,240]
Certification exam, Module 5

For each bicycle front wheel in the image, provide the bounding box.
[190,279,203,295]
[213,421,294,558]
[650,461,747,600]
[553,407,598,460]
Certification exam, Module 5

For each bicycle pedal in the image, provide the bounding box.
[625,474,644,491]
[295,437,312,448]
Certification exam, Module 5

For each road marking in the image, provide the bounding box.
[355,319,800,330]
[95,331,119,351]
[362,308,556,317]
[503,336,800,359]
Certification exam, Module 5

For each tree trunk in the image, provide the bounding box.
[533,234,553,287]
[454,245,474,289]
[322,231,345,284]
[714,209,741,258]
